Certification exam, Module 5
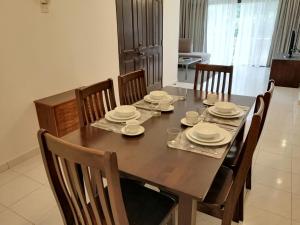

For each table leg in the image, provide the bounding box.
[185,65,188,81]
[178,194,197,225]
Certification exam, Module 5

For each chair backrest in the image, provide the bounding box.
[224,96,264,219]
[179,38,193,53]
[38,129,129,225]
[76,79,117,127]
[260,79,275,134]
[118,70,147,105]
[194,64,233,94]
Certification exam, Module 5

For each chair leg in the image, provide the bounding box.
[246,165,252,190]
[166,211,176,225]
[238,186,244,221]
[233,200,240,223]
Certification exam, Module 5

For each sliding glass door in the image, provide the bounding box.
[207,0,237,65]
[207,0,279,66]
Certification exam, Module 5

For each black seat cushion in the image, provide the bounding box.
[203,166,233,205]
[223,139,243,168]
[120,179,176,225]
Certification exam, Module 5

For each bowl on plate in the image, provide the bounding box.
[114,105,136,118]
[214,102,237,114]
[149,91,168,100]
[192,123,220,140]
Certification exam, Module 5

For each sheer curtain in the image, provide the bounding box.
[180,0,208,52]
[207,0,237,65]
[234,0,279,66]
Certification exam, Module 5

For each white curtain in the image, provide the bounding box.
[207,0,237,65]
[234,0,279,66]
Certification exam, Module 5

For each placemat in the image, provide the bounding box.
[91,109,152,134]
[168,127,237,159]
[202,105,250,127]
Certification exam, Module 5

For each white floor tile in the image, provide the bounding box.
[0,210,32,225]
[292,174,300,196]
[245,184,291,218]
[0,176,41,206]
[253,164,291,192]
[35,206,64,225]
[292,195,300,222]
[0,170,20,187]
[11,155,43,174]
[10,187,57,224]
[292,158,300,175]
[256,151,292,172]
[243,205,291,225]
[22,165,49,185]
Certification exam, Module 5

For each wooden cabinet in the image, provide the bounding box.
[34,90,79,137]
[270,54,300,88]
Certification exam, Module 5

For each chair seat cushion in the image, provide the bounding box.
[120,179,176,225]
[223,140,243,168]
[203,166,233,205]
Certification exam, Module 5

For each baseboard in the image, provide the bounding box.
[0,147,40,173]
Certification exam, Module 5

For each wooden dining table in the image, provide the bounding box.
[62,86,256,225]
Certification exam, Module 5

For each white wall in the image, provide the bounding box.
[163,0,180,86]
[0,0,180,166]
[0,0,120,165]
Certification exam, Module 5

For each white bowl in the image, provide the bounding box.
[149,91,168,100]
[214,102,236,114]
[114,105,136,118]
[192,123,219,140]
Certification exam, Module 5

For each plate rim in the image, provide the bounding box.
[144,94,173,103]
[107,110,138,120]
[105,111,141,122]
[208,107,244,118]
[160,105,175,112]
[187,127,225,143]
[210,106,241,116]
[121,126,145,136]
[186,128,231,146]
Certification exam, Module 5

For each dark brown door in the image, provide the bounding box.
[116,0,163,91]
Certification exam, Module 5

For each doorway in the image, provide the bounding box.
[116,0,164,91]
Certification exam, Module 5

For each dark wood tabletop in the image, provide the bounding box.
[62,87,256,200]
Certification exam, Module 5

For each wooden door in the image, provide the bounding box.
[116,0,163,91]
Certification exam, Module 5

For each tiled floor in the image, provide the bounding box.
[0,66,299,224]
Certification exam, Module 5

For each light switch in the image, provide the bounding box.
[40,0,50,13]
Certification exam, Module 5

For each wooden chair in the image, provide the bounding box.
[38,129,176,225]
[224,79,275,190]
[75,79,117,127]
[118,70,148,105]
[197,96,264,225]
[194,64,233,94]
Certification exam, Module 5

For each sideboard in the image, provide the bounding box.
[270,54,300,88]
[34,90,79,137]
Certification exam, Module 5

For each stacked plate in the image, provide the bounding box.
[144,91,173,104]
[105,105,141,123]
[186,123,232,146]
[207,102,244,118]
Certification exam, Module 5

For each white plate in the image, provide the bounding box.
[144,94,173,104]
[105,111,141,123]
[108,110,138,120]
[186,128,232,146]
[180,118,200,127]
[188,127,225,143]
[203,99,215,106]
[208,107,244,119]
[121,126,145,136]
[210,106,240,116]
[160,105,174,112]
